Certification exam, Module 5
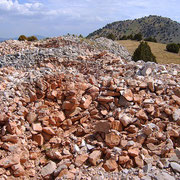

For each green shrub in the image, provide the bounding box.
[120,35,127,40]
[133,33,142,41]
[107,33,116,41]
[18,35,27,41]
[132,41,156,63]
[166,43,179,53]
[27,36,38,41]
[144,37,157,43]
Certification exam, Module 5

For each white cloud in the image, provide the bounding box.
[0,0,42,15]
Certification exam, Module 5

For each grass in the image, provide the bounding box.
[118,40,180,64]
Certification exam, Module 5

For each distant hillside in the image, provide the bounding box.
[87,15,180,44]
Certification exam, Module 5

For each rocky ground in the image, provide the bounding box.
[0,36,179,180]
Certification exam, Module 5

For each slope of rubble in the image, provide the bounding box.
[0,36,179,180]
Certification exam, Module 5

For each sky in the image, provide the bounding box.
[0,0,179,38]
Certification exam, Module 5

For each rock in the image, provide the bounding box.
[41,161,57,177]
[172,95,180,105]
[143,163,152,173]
[134,156,144,168]
[95,121,110,133]
[105,132,120,148]
[118,155,130,165]
[128,148,140,157]
[42,127,55,135]
[0,155,20,168]
[33,134,44,146]
[11,163,25,177]
[170,162,180,173]
[57,169,75,179]
[103,159,118,172]
[111,120,123,132]
[120,115,132,127]
[75,154,88,167]
[136,109,148,120]
[155,172,175,180]
[1,134,18,143]
[26,112,37,124]
[172,109,180,121]
[80,95,92,109]
[54,165,67,177]
[32,123,42,132]
[98,96,114,103]
[89,150,102,166]
[141,65,152,76]
[123,89,133,101]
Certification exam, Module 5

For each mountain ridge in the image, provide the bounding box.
[87,15,180,44]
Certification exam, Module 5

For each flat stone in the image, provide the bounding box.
[105,132,120,148]
[89,150,102,166]
[120,115,132,127]
[0,155,20,168]
[155,172,175,180]
[75,154,88,167]
[103,159,118,172]
[41,161,57,177]
[170,162,180,173]
[95,121,110,133]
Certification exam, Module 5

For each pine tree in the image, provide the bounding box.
[132,41,156,63]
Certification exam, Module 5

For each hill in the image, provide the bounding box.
[87,15,180,44]
[119,40,180,64]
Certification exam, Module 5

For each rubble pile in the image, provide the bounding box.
[0,36,179,179]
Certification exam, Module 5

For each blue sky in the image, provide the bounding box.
[0,0,179,38]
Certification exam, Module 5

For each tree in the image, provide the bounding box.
[133,33,142,41]
[18,35,27,41]
[144,37,157,43]
[107,33,116,41]
[132,41,156,63]
[27,36,38,41]
[166,43,179,53]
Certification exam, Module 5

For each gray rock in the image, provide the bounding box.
[41,161,57,177]
[172,109,180,121]
[155,172,175,180]
[170,162,180,173]
[141,175,151,180]
[54,164,67,177]
[143,164,152,173]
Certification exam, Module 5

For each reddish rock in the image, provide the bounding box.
[98,96,114,103]
[89,150,102,166]
[118,155,130,165]
[1,135,18,143]
[42,127,55,135]
[123,89,133,101]
[111,120,123,132]
[41,161,57,177]
[103,159,118,172]
[0,155,20,168]
[95,121,110,133]
[32,123,42,132]
[120,115,132,127]
[105,132,120,148]
[12,163,25,177]
[134,156,144,168]
[75,154,88,167]
[57,169,75,179]
[136,109,148,120]
[128,148,140,157]
[33,134,44,146]
[80,95,92,109]
[172,95,180,105]
[26,112,37,124]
